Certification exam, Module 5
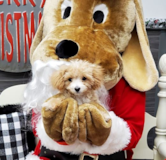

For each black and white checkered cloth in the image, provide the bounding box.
[0,112,28,160]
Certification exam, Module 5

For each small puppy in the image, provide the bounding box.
[43,60,105,110]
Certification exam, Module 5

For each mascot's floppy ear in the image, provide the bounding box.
[30,18,44,62]
[122,0,158,92]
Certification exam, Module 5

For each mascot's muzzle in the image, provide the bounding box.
[31,26,123,89]
[56,40,79,59]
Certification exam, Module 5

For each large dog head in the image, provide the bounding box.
[30,0,158,91]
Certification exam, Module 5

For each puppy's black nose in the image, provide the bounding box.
[56,40,79,58]
[75,87,80,92]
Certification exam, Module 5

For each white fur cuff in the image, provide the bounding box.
[79,111,131,155]
[93,111,131,154]
[26,151,41,160]
[37,111,131,155]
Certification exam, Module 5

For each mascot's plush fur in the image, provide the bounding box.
[24,0,158,160]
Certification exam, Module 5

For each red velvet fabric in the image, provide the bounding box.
[109,78,145,160]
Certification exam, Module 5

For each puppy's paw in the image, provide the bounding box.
[42,98,62,111]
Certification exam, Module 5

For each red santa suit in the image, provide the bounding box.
[109,78,145,160]
[27,78,145,160]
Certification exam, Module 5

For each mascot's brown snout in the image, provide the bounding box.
[43,25,124,90]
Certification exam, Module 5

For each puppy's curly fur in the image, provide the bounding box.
[44,60,104,110]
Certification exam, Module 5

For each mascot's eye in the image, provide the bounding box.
[68,78,72,82]
[63,7,71,19]
[61,0,72,19]
[82,77,87,81]
[93,4,108,24]
[93,11,104,24]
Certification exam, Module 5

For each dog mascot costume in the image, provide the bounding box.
[24,0,158,160]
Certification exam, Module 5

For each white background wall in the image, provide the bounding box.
[142,0,166,19]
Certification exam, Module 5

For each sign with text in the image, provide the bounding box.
[0,0,45,72]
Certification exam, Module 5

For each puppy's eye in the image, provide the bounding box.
[61,0,72,19]
[93,4,108,24]
[82,77,87,81]
[68,78,72,82]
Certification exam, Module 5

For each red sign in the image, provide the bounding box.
[0,0,45,72]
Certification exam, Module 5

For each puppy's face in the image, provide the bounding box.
[51,60,104,95]
[65,74,92,95]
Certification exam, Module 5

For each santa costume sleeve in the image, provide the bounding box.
[108,78,145,160]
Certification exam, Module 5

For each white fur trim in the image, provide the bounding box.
[26,151,40,160]
[37,111,131,155]
[102,111,131,153]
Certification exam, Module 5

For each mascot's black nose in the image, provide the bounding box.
[56,40,79,58]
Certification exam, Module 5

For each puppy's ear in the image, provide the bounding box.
[51,67,66,91]
[92,65,104,90]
